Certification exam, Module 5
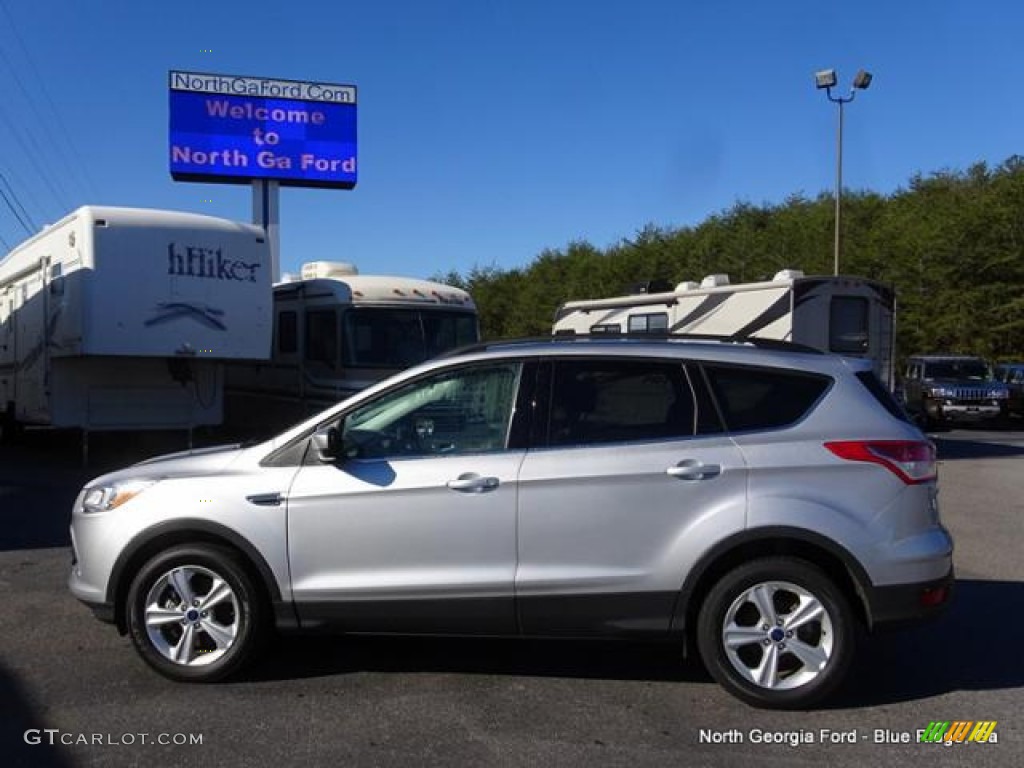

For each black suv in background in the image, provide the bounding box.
[993,363,1024,418]
[902,355,1010,429]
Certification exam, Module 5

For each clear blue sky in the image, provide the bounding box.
[1,1,1021,281]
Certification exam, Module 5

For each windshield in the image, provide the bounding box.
[341,308,479,368]
[924,361,989,380]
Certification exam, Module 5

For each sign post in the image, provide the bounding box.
[252,180,280,281]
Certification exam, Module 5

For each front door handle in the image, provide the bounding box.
[446,473,500,493]
[666,460,721,481]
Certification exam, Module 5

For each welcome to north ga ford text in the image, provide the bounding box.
[170,97,355,175]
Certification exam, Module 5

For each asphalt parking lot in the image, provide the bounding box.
[0,426,1021,767]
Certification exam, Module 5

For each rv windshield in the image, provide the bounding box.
[341,308,479,368]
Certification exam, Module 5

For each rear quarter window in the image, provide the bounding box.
[855,370,912,423]
[703,364,831,432]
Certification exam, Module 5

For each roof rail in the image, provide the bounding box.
[439,333,825,359]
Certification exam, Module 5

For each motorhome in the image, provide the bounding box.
[225,260,479,431]
[553,269,896,387]
[0,206,271,441]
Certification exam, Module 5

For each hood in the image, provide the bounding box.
[924,377,997,388]
[84,442,252,489]
[132,442,246,467]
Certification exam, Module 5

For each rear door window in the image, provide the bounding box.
[547,358,696,446]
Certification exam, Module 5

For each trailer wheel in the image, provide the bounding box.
[0,403,21,445]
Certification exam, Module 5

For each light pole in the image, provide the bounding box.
[815,68,872,275]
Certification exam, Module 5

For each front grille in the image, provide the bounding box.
[952,389,991,402]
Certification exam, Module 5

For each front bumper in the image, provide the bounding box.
[69,555,117,624]
[926,400,1002,422]
[77,597,116,624]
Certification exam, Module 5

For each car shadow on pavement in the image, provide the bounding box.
[0,663,74,767]
[829,578,1024,708]
[248,634,710,686]
[932,436,1024,460]
[247,579,1021,708]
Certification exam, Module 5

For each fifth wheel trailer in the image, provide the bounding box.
[553,270,896,388]
[0,206,271,439]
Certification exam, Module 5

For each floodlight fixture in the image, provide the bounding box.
[852,70,873,90]
[815,69,837,89]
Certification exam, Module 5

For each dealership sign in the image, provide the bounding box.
[168,70,357,189]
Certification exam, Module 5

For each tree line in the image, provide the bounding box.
[437,156,1024,361]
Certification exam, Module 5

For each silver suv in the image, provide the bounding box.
[69,337,953,709]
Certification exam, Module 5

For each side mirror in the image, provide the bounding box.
[311,426,342,462]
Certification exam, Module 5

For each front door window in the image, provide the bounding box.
[340,362,522,458]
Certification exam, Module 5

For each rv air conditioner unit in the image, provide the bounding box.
[700,274,731,288]
[301,261,359,280]
[773,269,806,281]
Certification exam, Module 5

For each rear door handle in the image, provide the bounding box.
[666,460,721,481]
[446,473,500,493]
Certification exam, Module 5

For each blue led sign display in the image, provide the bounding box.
[169,71,357,189]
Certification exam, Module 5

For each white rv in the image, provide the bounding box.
[0,206,271,438]
[225,261,479,430]
[553,269,896,387]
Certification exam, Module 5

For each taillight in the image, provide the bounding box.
[919,585,949,607]
[824,440,937,485]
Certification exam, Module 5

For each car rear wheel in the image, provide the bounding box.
[126,544,267,682]
[696,557,855,709]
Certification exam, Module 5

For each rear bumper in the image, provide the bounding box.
[865,567,954,630]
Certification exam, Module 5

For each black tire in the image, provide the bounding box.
[696,557,856,709]
[919,401,948,433]
[0,404,21,446]
[126,544,268,682]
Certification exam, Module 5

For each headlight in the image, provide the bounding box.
[927,387,953,398]
[81,480,158,513]
[989,389,1009,400]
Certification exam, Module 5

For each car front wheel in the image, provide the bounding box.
[696,557,855,709]
[126,544,267,682]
